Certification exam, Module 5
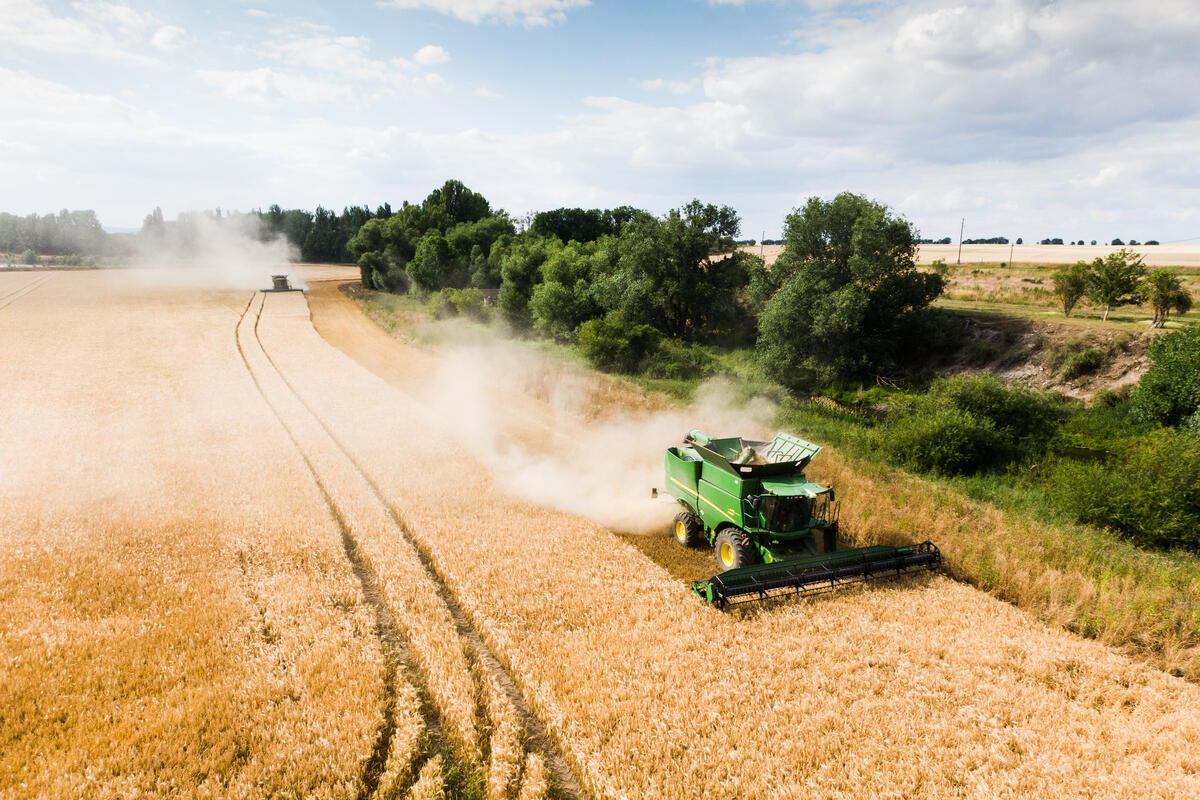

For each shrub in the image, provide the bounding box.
[881,401,1004,475]
[642,338,717,380]
[1094,385,1131,408]
[1130,325,1200,426]
[447,287,486,320]
[19,248,37,266]
[428,288,487,321]
[878,374,1067,475]
[1060,347,1102,379]
[930,373,1066,444]
[1052,429,1200,549]
[576,312,660,373]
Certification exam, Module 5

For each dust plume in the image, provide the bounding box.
[125,211,297,290]
[417,332,777,534]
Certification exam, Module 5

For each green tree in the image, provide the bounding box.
[498,237,560,326]
[423,179,491,227]
[1086,248,1146,321]
[407,235,462,293]
[756,192,944,386]
[1139,269,1193,328]
[1130,325,1200,426]
[528,241,600,341]
[1052,262,1089,316]
[592,200,748,341]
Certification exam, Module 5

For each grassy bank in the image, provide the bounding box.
[781,398,1200,680]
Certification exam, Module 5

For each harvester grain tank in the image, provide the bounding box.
[663,430,940,607]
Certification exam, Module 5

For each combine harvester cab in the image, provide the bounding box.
[664,430,940,608]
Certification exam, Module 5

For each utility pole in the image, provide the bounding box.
[957,218,965,265]
[760,231,765,260]
[1009,239,1015,266]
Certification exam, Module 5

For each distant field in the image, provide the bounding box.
[920,243,1200,267]
[744,243,1200,267]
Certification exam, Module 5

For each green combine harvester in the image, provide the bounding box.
[662,430,940,608]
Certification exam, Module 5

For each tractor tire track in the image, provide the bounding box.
[254,292,587,800]
[234,293,419,800]
[0,275,52,312]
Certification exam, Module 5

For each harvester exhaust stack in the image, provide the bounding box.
[663,430,941,608]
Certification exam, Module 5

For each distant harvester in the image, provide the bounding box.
[266,274,301,292]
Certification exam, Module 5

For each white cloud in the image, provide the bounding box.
[0,0,157,63]
[475,85,502,98]
[72,1,154,30]
[0,67,140,118]
[195,67,351,105]
[252,30,445,100]
[379,0,589,27]
[151,24,188,51]
[244,8,271,17]
[696,0,1200,164]
[640,78,697,95]
[413,44,449,65]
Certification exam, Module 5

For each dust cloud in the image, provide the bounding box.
[125,212,298,290]
[417,333,778,534]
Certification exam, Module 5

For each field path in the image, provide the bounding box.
[250,289,586,797]
[293,276,1200,798]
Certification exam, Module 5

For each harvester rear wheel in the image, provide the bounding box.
[672,511,702,548]
[714,528,756,572]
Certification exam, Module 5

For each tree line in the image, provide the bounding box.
[0,210,107,261]
[1051,248,1193,326]
[347,181,949,385]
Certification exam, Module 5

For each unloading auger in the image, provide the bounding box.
[660,430,941,608]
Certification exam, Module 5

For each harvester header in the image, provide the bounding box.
[662,430,940,607]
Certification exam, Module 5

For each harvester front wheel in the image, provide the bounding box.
[714,528,756,572]
[672,511,702,548]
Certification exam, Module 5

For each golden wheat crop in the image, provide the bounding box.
[244,294,481,761]
[407,754,444,800]
[516,754,547,800]
[274,282,1200,799]
[0,273,395,797]
[481,667,523,800]
[12,269,1200,799]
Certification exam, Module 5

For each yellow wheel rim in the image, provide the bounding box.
[720,541,735,567]
[675,521,686,543]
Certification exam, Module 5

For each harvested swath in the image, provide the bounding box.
[0,273,386,797]
[517,754,548,800]
[242,294,481,761]
[267,288,1200,798]
[408,755,445,800]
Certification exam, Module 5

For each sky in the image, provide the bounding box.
[2,0,1199,243]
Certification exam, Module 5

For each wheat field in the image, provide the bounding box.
[4,268,1200,798]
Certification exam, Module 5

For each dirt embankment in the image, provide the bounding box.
[941,312,1158,400]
